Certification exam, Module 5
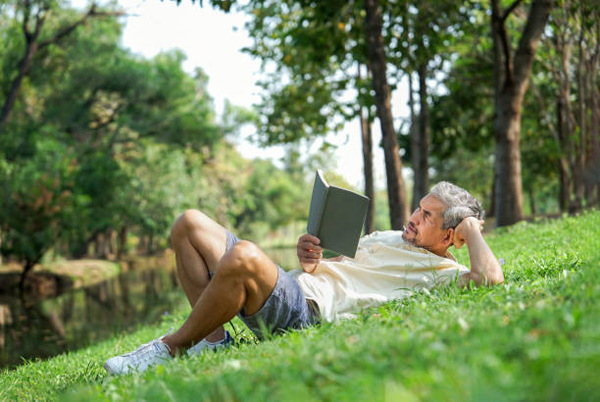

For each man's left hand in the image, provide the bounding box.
[453,217,484,249]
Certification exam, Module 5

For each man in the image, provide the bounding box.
[104,182,503,375]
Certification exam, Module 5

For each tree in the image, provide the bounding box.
[386,1,468,210]
[364,0,409,229]
[0,2,226,275]
[491,0,553,226]
[238,0,382,231]
[528,0,599,212]
[426,24,497,211]
[0,0,121,132]
[0,138,87,291]
[174,0,414,229]
[357,64,375,234]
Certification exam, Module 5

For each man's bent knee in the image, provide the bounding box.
[171,209,205,242]
[216,240,278,315]
[218,241,279,286]
[220,241,263,276]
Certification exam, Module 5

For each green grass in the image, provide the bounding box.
[2,210,599,401]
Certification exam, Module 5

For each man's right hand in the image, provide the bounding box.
[297,233,323,273]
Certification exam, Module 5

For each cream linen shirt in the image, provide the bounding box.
[288,230,469,322]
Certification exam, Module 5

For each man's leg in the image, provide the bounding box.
[170,209,230,342]
[162,239,279,355]
[104,211,279,374]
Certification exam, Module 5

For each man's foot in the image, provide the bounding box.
[104,332,173,375]
[187,331,233,357]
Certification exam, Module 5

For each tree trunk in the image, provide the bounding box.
[494,90,525,224]
[19,260,35,295]
[360,110,375,234]
[358,65,375,234]
[0,37,39,131]
[364,0,409,229]
[148,234,155,255]
[558,157,570,212]
[412,63,430,208]
[408,73,418,210]
[528,187,537,216]
[491,0,552,227]
[488,175,496,218]
[573,18,587,211]
[137,235,147,254]
[588,85,600,206]
[117,225,128,259]
[585,21,600,206]
[555,73,572,212]
[94,232,112,259]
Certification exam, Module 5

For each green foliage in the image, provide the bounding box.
[193,145,311,242]
[241,0,359,145]
[0,1,311,269]
[1,211,599,400]
[431,144,495,212]
[0,137,88,267]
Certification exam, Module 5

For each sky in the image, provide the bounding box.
[74,0,411,189]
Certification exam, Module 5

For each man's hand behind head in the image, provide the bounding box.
[452,217,484,249]
[297,233,323,273]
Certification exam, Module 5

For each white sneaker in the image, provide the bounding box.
[187,331,232,357]
[104,331,173,375]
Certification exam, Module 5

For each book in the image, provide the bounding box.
[307,170,370,258]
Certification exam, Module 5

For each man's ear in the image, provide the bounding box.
[443,227,454,247]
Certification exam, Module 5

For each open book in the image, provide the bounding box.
[307,170,370,258]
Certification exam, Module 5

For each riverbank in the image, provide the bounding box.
[0,250,177,298]
[0,210,598,401]
[0,260,120,298]
[0,249,175,298]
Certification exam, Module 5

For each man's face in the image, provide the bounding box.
[402,194,451,253]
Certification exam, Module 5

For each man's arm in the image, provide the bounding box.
[453,217,504,287]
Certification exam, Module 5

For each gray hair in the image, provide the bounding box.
[429,182,484,229]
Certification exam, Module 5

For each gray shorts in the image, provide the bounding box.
[225,230,319,340]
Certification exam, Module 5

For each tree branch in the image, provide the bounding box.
[22,0,32,40]
[38,5,124,50]
[535,53,559,81]
[513,0,553,85]
[502,0,523,22]
[492,0,513,86]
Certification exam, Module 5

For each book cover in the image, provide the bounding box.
[307,170,370,258]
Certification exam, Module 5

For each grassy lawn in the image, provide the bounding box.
[1,210,599,401]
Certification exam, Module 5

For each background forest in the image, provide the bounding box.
[0,0,598,286]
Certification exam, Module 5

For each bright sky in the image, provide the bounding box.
[74,0,411,189]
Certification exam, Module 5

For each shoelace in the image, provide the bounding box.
[127,341,167,366]
[121,327,174,358]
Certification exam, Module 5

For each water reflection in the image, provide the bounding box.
[0,266,182,370]
[0,247,298,370]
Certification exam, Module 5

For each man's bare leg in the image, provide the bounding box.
[103,213,278,375]
[170,210,230,342]
[162,240,279,355]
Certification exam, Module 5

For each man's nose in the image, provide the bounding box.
[410,210,422,224]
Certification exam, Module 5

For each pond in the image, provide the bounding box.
[0,265,183,370]
[0,247,298,370]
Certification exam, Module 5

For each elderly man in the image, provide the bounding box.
[104,182,503,375]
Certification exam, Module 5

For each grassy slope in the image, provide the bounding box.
[1,211,599,401]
